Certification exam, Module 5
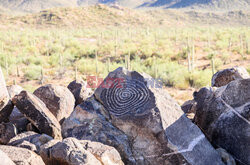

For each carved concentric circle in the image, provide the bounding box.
[103,79,150,117]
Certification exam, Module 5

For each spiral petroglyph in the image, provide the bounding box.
[101,78,150,117]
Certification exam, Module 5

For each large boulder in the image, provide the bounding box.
[39,137,102,165]
[0,67,13,122]
[12,91,62,140]
[8,131,53,153]
[34,84,75,123]
[67,79,93,106]
[0,149,15,165]
[194,79,250,165]
[211,67,249,87]
[0,145,45,165]
[63,67,224,165]
[0,122,17,144]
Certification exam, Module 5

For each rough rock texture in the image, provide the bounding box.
[80,140,124,165]
[8,131,53,153]
[62,97,136,164]
[12,91,62,140]
[216,148,236,165]
[211,67,249,87]
[0,149,15,165]
[34,84,75,123]
[39,137,102,165]
[181,99,197,120]
[10,117,29,133]
[0,100,14,122]
[63,67,224,165]
[67,79,93,106]
[0,122,17,144]
[0,145,45,165]
[194,79,250,165]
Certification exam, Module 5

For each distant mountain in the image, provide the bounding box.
[0,0,77,13]
[0,0,249,13]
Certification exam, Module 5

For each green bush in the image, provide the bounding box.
[24,64,41,80]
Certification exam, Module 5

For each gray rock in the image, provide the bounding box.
[39,137,101,165]
[62,97,136,164]
[0,122,17,144]
[0,149,15,165]
[10,117,29,133]
[63,67,224,165]
[9,107,23,121]
[194,79,250,165]
[34,84,75,123]
[0,145,45,165]
[67,79,93,106]
[7,85,23,99]
[80,140,124,165]
[12,91,62,140]
[211,66,249,87]
[8,131,53,153]
[181,99,197,120]
[216,148,236,165]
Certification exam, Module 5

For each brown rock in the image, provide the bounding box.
[34,84,75,123]
[67,79,93,106]
[12,91,62,140]
[0,145,45,165]
[211,66,249,87]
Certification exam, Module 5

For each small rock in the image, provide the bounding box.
[67,79,93,106]
[0,149,15,165]
[39,137,101,165]
[181,99,197,120]
[12,91,62,140]
[8,131,53,153]
[216,148,236,165]
[10,117,29,133]
[0,122,17,144]
[34,84,75,123]
[211,66,249,87]
[0,145,45,165]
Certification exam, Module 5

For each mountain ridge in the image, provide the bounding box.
[0,0,249,13]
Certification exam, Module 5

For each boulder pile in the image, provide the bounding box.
[0,66,249,165]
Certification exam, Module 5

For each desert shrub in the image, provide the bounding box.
[24,64,41,80]
[190,69,212,88]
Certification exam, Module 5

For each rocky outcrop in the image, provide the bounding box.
[0,122,17,144]
[0,145,45,165]
[67,79,93,106]
[0,67,13,122]
[8,131,53,153]
[34,84,75,123]
[12,91,62,140]
[0,149,15,165]
[181,99,197,120]
[39,137,102,165]
[63,67,224,165]
[211,67,249,87]
[194,79,250,165]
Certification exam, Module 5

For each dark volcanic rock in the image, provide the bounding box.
[63,67,224,165]
[67,79,93,106]
[211,66,249,87]
[0,122,17,144]
[181,99,197,120]
[12,91,62,140]
[194,79,250,165]
[0,145,45,165]
[34,84,75,123]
